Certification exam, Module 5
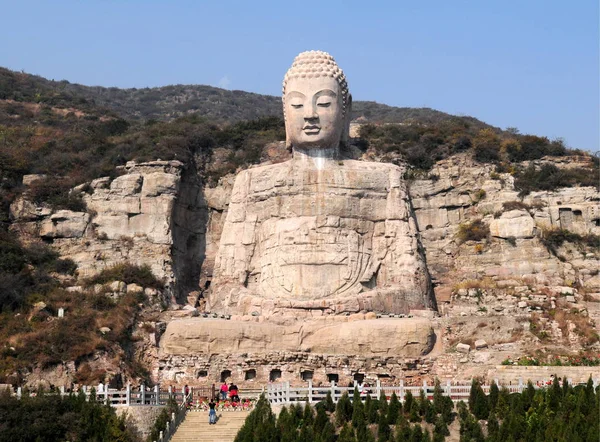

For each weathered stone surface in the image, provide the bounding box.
[160,318,435,358]
[40,211,89,238]
[474,339,488,349]
[22,174,47,186]
[456,343,470,353]
[489,210,535,239]
[110,174,142,195]
[10,197,51,221]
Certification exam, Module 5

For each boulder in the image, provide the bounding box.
[474,339,488,349]
[9,197,51,221]
[110,174,142,195]
[456,343,471,353]
[141,172,179,197]
[489,210,535,239]
[40,211,89,238]
[22,174,47,186]
[109,281,127,293]
[127,283,144,295]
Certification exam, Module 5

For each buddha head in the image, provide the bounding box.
[283,51,352,152]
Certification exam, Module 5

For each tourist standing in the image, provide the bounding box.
[208,398,217,424]
[220,382,228,401]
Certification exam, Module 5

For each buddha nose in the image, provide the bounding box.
[304,102,318,120]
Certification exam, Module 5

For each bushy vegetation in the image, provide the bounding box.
[0,231,76,312]
[457,219,490,243]
[514,163,599,196]
[148,398,178,442]
[0,286,145,383]
[357,122,588,176]
[0,389,139,442]
[0,93,285,222]
[84,263,163,289]
[1,67,488,126]
[237,379,599,442]
[540,227,600,257]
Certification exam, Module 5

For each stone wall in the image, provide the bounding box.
[115,405,165,440]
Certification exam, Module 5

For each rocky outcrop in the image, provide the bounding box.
[10,161,190,296]
[161,317,434,357]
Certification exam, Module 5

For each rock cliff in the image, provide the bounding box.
[9,146,599,386]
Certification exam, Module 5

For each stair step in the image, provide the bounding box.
[170,411,250,442]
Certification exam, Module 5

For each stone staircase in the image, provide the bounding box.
[170,411,250,442]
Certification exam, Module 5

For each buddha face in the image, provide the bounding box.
[284,76,345,150]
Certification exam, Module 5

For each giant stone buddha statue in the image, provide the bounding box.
[207,51,437,317]
[159,52,437,384]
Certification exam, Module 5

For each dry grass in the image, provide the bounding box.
[0,287,144,380]
[453,277,496,292]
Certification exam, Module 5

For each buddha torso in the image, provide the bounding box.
[210,157,433,314]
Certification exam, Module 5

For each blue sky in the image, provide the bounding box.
[1,0,598,151]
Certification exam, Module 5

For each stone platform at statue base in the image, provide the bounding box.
[158,317,435,386]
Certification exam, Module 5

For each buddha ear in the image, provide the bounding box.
[284,108,293,150]
[341,94,353,148]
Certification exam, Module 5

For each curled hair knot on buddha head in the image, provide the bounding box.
[282,50,352,150]
[282,50,350,117]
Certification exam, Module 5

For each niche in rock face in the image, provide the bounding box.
[301,370,314,381]
[221,370,232,382]
[269,369,282,382]
[327,373,339,383]
[245,369,256,381]
[353,373,365,384]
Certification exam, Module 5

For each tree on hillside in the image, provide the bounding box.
[387,392,401,425]
[234,395,278,442]
[468,379,489,420]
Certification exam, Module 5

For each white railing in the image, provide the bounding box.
[155,391,192,442]
[13,384,190,407]
[266,377,600,405]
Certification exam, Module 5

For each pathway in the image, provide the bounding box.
[170,410,250,442]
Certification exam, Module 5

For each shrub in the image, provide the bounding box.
[457,219,490,243]
[472,129,501,163]
[84,263,163,289]
[540,227,600,257]
[502,200,530,212]
[514,163,599,196]
[28,177,87,212]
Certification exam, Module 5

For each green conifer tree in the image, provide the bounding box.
[487,411,499,442]
[319,421,336,442]
[338,422,357,442]
[368,395,380,424]
[468,379,489,420]
[488,381,499,411]
[403,390,414,418]
[388,392,401,425]
[234,394,279,442]
[303,401,315,426]
[379,390,389,416]
[433,414,449,438]
[325,391,335,412]
[377,408,391,442]
[336,392,353,427]
[395,417,412,442]
[411,424,424,442]
[313,403,328,435]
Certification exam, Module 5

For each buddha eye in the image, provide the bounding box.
[291,103,303,109]
[317,102,331,107]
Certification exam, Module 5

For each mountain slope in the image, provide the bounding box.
[0,67,493,130]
